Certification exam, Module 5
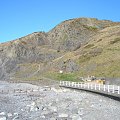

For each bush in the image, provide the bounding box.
[83,25,98,30]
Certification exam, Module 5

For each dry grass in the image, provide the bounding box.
[13,63,39,78]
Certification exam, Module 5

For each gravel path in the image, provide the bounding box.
[0,81,120,120]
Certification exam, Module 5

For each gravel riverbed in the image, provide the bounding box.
[0,81,120,120]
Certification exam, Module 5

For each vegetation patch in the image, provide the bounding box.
[89,48,103,57]
[13,63,39,78]
[90,60,120,78]
[45,72,79,82]
[110,37,120,44]
[79,48,102,63]
[107,48,120,51]
[57,73,77,81]
[83,25,98,30]
[79,54,91,63]
[21,41,27,45]
[84,44,94,49]
[97,39,102,42]
[62,33,68,41]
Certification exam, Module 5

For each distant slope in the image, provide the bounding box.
[76,25,120,77]
[0,17,120,81]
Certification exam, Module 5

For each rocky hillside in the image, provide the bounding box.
[0,17,120,81]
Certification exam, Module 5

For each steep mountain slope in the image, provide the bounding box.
[0,17,120,81]
[0,32,63,80]
[47,18,118,51]
[47,25,120,79]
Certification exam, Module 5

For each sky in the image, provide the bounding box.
[0,0,120,43]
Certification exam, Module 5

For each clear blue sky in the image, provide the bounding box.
[0,0,120,43]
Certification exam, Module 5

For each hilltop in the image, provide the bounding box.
[0,17,120,83]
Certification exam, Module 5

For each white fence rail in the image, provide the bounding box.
[60,81,120,95]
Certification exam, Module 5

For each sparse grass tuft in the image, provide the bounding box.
[84,44,94,49]
[83,25,98,31]
[110,37,120,44]
[97,39,102,42]
[79,54,91,63]
[79,48,103,63]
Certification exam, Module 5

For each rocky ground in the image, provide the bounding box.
[0,80,120,120]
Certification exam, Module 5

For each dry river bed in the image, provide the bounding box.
[0,80,120,120]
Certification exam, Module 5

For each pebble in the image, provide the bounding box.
[78,108,84,116]
[12,116,19,120]
[49,106,57,112]
[13,113,18,116]
[21,109,24,111]
[40,115,45,118]
[41,110,50,115]
[50,118,56,120]
[71,114,82,120]
[58,113,68,118]
[27,102,39,112]
[0,117,6,120]
[0,112,5,116]
[7,113,12,117]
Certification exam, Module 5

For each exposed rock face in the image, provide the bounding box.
[0,17,120,80]
[47,18,119,51]
[0,32,59,79]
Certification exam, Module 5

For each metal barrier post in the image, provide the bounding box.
[84,83,85,88]
[95,84,97,90]
[61,81,63,86]
[69,81,70,86]
[104,85,106,91]
[99,84,101,90]
[81,83,82,88]
[88,83,89,89]
[118,86,120,94]
[74,82,76,87]
[66,81,67,86]
[60,81,61,86]
[91,84,93,89]
[108,85,110,93]
[72,82,74,87]
[112,85,114,93]
[76,82,78,87]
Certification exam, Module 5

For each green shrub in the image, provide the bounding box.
[83,25,98,30]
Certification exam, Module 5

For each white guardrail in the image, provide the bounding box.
[59,81,120,95]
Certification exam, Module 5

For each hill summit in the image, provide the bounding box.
[0,17,120,81]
